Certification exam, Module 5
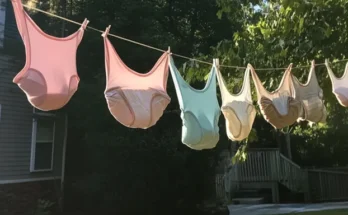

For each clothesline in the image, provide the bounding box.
[23,4,348,71]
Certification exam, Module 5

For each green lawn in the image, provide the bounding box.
[280,209,348,215]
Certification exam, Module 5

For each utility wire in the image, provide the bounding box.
[23,4,348,70]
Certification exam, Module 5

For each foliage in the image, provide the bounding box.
[232,128,258,164]
[210,0,348,166]
[22,0,348,214]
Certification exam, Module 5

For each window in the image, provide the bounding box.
[0,0,7,48]
[30,110,55,172]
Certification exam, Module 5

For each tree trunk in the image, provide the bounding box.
[285,129,292,160]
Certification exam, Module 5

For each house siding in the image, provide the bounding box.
[0,0,67,182]
[0,1,67,213]
[0,54,66,181]
[4,0,20,42]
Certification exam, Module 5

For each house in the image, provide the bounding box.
[0,0,68,213]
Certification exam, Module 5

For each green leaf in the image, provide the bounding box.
[231,156,238,165]
[299,17,304,33]
[217,10,223,19]
[204,72,210,81]
[280,48,288,57]
[185,68,194,83]
[241,152,247,160]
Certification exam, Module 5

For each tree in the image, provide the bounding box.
[213,0,348,166]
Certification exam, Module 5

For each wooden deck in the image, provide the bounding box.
[216,148,348,203]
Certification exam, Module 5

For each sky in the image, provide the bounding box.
[254,5,262,11]
[253,0,268,12]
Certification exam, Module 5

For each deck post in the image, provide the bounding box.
[303,170,311,203]
[271,182,279,203]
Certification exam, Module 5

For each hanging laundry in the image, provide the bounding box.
[10,0,89,111]
[216,61,256,141]
[169,57,220,150]
[325,59,348,107]
[291,61,327,125]
[102,26,171,129]
[250,64,302,129]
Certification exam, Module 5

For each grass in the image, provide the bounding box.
[280,209,348,215]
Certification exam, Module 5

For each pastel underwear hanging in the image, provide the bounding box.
[11,0,89,111]
[169,57,220,150]
[291,60,327,124]
[216,61,256,141]
[250,64,302,129]
[102,26,171,129]
[325,59,348,107]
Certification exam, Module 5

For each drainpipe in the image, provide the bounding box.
[60,114,68,211]
[60,1,67,210]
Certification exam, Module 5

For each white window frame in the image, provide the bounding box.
[30,108,56,173]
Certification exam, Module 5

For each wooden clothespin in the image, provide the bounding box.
[107,25,111,33]
[215,58,220,69]
[168,46,171,54]
[247,63,252,70]
[81,18,90,30]
[102,25,111,37]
